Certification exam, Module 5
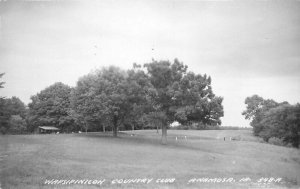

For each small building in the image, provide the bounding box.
[38,126,60,134]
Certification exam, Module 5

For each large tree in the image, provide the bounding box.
[144,59,223,144]
[70,71,110,133]
[27,82,74,132]
[71,66,151,136]
[242,95,286,135]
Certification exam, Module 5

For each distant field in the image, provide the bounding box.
[0,130,300,189]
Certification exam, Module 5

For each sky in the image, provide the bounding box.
[0,0,300,127]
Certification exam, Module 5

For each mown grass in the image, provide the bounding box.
[0,130,299,189]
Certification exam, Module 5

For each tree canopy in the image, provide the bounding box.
[144,59,223,143]
[71,66,152,136]
[27,82,75,132]
[0,96,27,134]
[70,59,224,143]
[242,95,299,148]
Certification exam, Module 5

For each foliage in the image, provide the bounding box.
[268,137,285,146]
[144,59,224,143]
[0,74,28,134]
[1,59,223,141]
[69,72,105,133]
[70,59,223,142]
[260,104,300,147]
[8,115,27,134]
[71,66,151,136]
[0,73,7,133]
[145,111,168,132]
[242,95,300,148]
[242,95,283,135]
[0,98,10,134]
[5,96,27,118]
[27,82,75,132]
[0,97,27,134]
[0,72,5,89]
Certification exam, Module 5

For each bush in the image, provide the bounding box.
[268,137,285,146]
[252,104,300,148]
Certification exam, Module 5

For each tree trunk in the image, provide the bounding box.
[113,116,118,137]
[113,125,117,137]
[103,125,105,132]
[161,124,167,144]
[132,124,134,131]
[83,120,88,134]
[156,121,159,134]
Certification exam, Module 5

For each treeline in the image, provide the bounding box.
[242,95,300,148]
[171,124,251,130]
[0,59,224,143]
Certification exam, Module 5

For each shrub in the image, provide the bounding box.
[268,137,285,146]
[253,104,300,148]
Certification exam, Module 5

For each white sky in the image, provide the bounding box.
[0,0,300,127]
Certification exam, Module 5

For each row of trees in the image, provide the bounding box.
[242,95,300,148]
[1,59,224,144]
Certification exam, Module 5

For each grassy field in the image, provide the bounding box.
[0,129,300,189]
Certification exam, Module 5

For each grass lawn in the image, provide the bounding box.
[0,129,300,189]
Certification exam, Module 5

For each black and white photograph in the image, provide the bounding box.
[0,0,300,188]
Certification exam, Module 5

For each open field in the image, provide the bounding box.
[1,130,300,189]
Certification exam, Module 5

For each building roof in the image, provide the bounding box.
[39,126,60,130]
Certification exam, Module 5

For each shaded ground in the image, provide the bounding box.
[0,130,299,188]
